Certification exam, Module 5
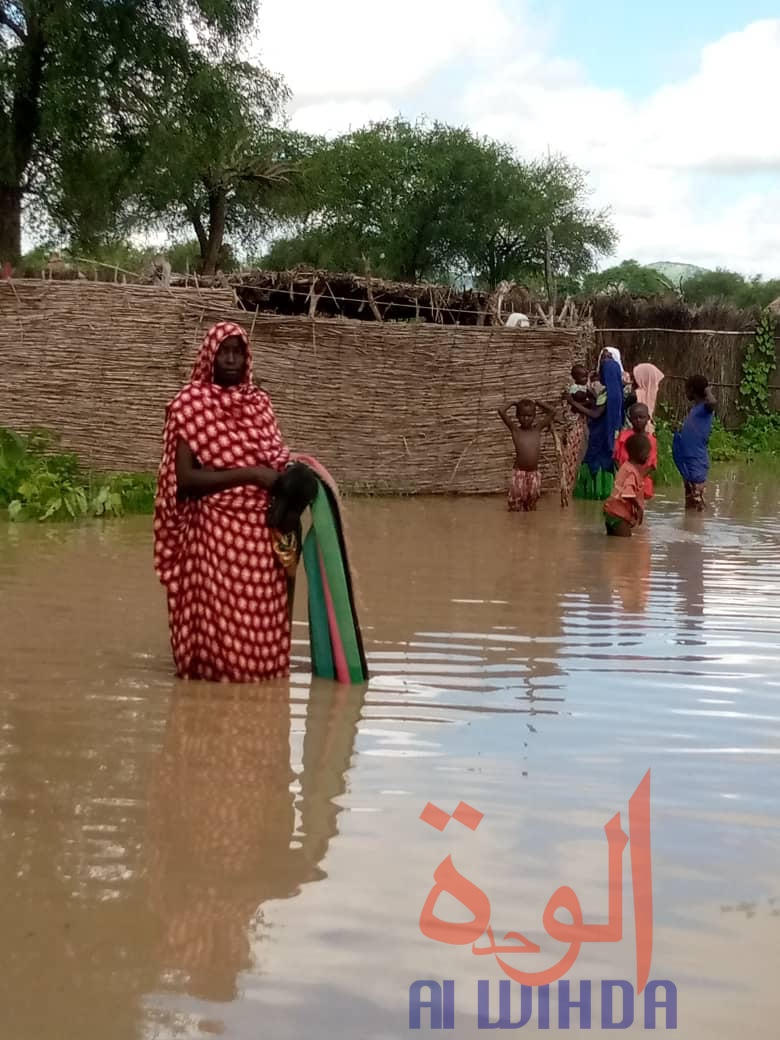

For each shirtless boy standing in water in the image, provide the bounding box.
[498,398,554,511]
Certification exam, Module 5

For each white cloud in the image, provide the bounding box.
[253,0,515,99]
[249,3,780,275]
[461,16,780,182]
[459,16,780,274]
[641,20,780,173]
[289,99,398,138]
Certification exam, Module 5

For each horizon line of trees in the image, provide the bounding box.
[4,0,777,307]
[2,0,618,290]
[581,259,780,311]
[17,239,780,313]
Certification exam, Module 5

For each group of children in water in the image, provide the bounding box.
[498,347,717,537]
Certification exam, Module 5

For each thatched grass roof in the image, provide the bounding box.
[169,268,537,326]
[169,269,765,333]
[12,259,769,333]
[583,291,761,332]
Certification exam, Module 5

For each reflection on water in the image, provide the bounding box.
[147,683,364,1005]
[1,468,779,1038]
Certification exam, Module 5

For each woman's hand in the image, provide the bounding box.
[175,438,283,499]
[249,466,282,490]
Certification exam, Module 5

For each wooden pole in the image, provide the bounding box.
[544,228,557,325]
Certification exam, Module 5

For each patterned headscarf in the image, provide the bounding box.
[190,320,253,386]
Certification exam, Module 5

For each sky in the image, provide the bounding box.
[249,0,780,276]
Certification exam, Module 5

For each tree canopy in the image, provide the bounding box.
[582,260,673,296]
[0,0,259,260]
[3,21,616,287]
[5,10,780,299]
[681,269,780,310]
[122,58,300,274]
[265,118,617,288]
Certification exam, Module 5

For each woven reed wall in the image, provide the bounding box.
[0,281,581,495]
[593,328,780,428]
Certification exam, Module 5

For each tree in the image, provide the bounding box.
[682,268,780,310]
[264,226,367,273]
[460,154,617,290]
[0,0,257,262]
[583,260,673,296]
[125,58,303,274]
[681,269,751,306]
[167,239,240,275]
[265,119,616,287]
[296,118,511,282]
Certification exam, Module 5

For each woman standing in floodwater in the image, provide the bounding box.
[153,321,292,682]
[572,350,625,499]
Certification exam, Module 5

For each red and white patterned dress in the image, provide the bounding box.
[154,322,291,682]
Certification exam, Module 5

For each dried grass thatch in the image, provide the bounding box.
[0,280,583,495]
[170,268,541,326]
[582,291,761,332]
[22,261,769,334]
[164,270,769,336]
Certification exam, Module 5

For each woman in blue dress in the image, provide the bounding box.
[572,351,627,500]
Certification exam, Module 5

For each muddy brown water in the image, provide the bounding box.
[1,469,779,1039]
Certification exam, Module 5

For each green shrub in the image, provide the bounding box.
[648,412,768,485]
[0,427,156,521]
[648,415,675,486]
[709,420,741,462]
[93,473,157,515]
[736,414,780,458]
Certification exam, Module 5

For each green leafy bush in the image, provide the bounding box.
[648,415,678,487]
[709,420,741,462]
[739,313,777,417]
[651,414,761,485]
[736,414,780,458]
[93,473,157,515]
[0,427,156,521]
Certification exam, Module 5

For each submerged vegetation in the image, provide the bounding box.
[0,428,155,521]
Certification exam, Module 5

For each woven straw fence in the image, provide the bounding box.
[594,327,780,428]
[0,280,582,495]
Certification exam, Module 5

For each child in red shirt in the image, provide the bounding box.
[604,433,651,537]
[614,403,657,499]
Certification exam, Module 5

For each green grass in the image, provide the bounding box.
[0,427,156,522]
[651,412,780,487]
[650,416,679,487]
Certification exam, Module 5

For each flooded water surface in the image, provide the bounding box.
[1,469,779,1038]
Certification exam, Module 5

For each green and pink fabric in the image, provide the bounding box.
[291,454,369,685]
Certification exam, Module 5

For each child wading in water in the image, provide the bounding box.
[614,403,657,499]
[498,398,555,511]
[603,433,651,537]
[672,375,717,511]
